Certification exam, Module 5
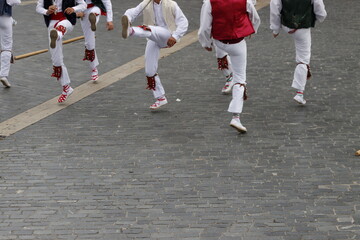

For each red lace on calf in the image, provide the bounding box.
[146,74,157,91]
[83,48,95,62]
[51,66,62,80]
[217,55,229,70]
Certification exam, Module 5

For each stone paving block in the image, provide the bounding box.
[0,0,360,239]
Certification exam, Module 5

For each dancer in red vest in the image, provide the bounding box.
[36,0,86,103]
[199,0,260,133]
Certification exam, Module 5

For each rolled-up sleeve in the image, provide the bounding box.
[36,0,48,15]
[269,0,282,34]
[247,0,260,33]
[73,0,86,12]
[171,3,188,41]
[312,0,327,23]
[124,3,143,23]
[198,0,212,48]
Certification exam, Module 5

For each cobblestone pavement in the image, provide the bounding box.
[0,0,360,239]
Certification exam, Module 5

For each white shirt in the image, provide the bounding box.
[85,0,113,22]
[270,0,327,34]
[198,0,260,48]
[124,0,188,41]
[36,0,87,16]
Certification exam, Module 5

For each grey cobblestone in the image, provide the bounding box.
[0,0,359,239]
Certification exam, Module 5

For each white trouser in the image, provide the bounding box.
[48,19,74,86]
[132,25,171,99]
[80,6,100,70]
[214,44,232,78]
[214,39,247,114]
[283,26,311,91]
[0,16,13,78]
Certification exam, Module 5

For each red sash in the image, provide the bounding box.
[87,3,107,16]
[50,12,66,21]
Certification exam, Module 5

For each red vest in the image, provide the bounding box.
[210,0,255,40]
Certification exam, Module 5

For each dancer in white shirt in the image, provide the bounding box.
[270,0,326,105]
[121,0,188,110]
[199,0,260,133]
[0,0,21,88]
[77,0,113,82]
[36,0,86,103]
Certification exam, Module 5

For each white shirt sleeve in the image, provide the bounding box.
[73,0,87,13]
[171,2,189,41]
[269,0,282,34]
[124,2,144,23]
[312,0,327,23]
[102,0,113,22]
[36,0,48,15]
[247,0,260,33]
[198,0,212,48]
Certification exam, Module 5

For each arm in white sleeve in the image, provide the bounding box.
[36,0,48,15]
[73,0,86,12]
[269,0,282,34]
[247,0,260,33]
[312,0,327,23]
[103,0,113,22]
[124,3,144,23]
[198,0,213,48]
[171,3,188,41]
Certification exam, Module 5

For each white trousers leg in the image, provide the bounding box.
[0,16,13,78]
[214,44,232,77]
[132,26,171,98]
[214,39,247,114]
[289,28,311,91]
[48,20,74,86]
[80,6,100,70]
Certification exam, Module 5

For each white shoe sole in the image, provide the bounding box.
[293,98,306,105]
[50,30,58,49]
[58,88,74,103]
[89,13,97,31]
[150,101,168,110]
[121,15,129,39]
[230,123,247,133]
[0,78,11,88]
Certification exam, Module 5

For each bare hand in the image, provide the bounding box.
[47,5,57,15]
[106,22,114,31]
[273,33,279,38]
[167,37,177,48]
[64,7,75,15]
[204,47,212,52]
[76,12,85,19]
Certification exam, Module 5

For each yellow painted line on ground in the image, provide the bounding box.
[0,1,270,137]
[14,36,85,60]
[0,30,198,137]
[21,0,37,6]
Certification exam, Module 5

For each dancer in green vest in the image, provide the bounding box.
[270,0,326,105]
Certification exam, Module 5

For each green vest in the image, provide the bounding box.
[281,0,316,29]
